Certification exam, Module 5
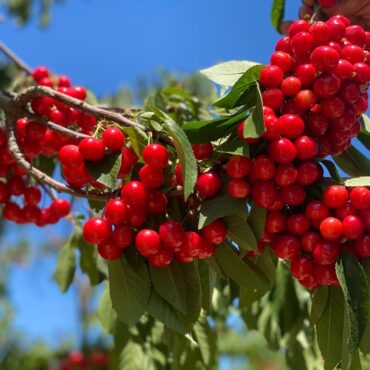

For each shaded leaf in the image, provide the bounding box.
[334,146,370,178]
[53,240,76,293]
[321,159,344,184]
[216,136,249,156]
[344,177,370,187]
[248,203,267,242]
[311,286,329,326]
[243,82,265,138]
[271,0,285,33]
[198,261,217,312]
[97,283,117,334]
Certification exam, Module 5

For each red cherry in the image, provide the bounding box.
[318,0,337,8]
[104,198,127,225]
[196,172,221,198]
[281,76,302,96]
[290,31,314,56]
[121,181,148,206]
[274,164,298,187]
[280,185,306,206]
[323,185,348,208]
[252,155,276,181]
[309,21,331,44]
[294,89,317,110]
[148,190,168,214]
[345,25,366,47]
[135,229,161,257]
[32,66,49,81]
[79,138,105,161]
[270,51,293,73]
[299,275,318,289]
[198,238,217,259]
[69,86,87,100]
[23,186,41,205]
[294,63,316,87]
[320,217,343,241]
[259,65,284,88]
[265,211,286,233]
[8,175,25,195]
[181,231,202,257]
[355,235,370,257]
[288,20,310,37]
[313,73,341,98]
[332,59,355,80]
[192,142,213,160]
[23,205,41,223]
[159,221,185,251]
[310,46,340,72]
[98,240,122,260]
[296,161,322,186]
[262,88,284,111]
[58,75,71,88]
[226,155,251,179]
[287,213,311,236]
[139,165,164,189]
[102,127,125,152]
[277,114,305,139]
[301,231,321,253]
[335,202,357,220]
[126,205,147,227]
[314,263,339,286]
[305,200,330,222]
[142,144,169,168]
[175,251,194,263]
[58,145,83,168]
[263,114,281,141]
[112,225,133,249]
[342,215,365,240]
[251,181,278,209]
[51,199,71,218]
[272,234,301,260]
[291,255,314,280]
[313,241,341,265]
[201,219,227,245]
[268,138,297,164]
[25,120,46,141]
[227,179,250,198]
[149,248,174,268]
[350,186,370,210]
[83,217,112,244]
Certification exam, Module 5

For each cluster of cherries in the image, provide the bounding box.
[48,350,108,370]
[82,143,227,268]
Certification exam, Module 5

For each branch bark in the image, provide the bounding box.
[0,42,33,75]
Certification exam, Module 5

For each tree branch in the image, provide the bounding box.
[0,42,33,75]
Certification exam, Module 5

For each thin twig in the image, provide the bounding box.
[0,42,33,75]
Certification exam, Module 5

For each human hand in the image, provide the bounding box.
[281,0,370,34]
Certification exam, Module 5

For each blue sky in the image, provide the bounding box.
[1,0,301,350]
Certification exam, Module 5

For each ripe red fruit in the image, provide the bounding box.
[135,229,161,257]
[83,217,112,244]
[58,145,83,168]
[297,161,322,186]
[51,199,71,217]
[198,238,217,259]
[192,143,213,160]
[314,264,339,286]
[149,248,174,268]
[102,127,125,152]
[323,185,348,208]
[270,51,293,73]
[251,181,278,209]
[294,64,316,87]
[277,114,305,139]
[263,114,281,141]
[181,231,202,257]
[335,202,357,220]
[290,31,314,56]
[287,213,311,236]
[294,136,318,160]
[274,164,298,187]
[32,66,49,81]
[280,185,306,206]
[305,200,330,222]
[104,198,127,225]
[8,175,25,195]
[252,155,276,181]
[294,89,317,110]
[309,21,331,44]
[268,138,297,164]
[299,275,318,289]
[272,234,301,260]
[3,202,21,222]
[227,179,250,198]
[350,186,370,210]
[262,88,285,111]
[142,144,169,168]
[24,186,41,205]
[159,221,185,251]
[345,25,366,47]
[301,231,322,253]
[112,225,133,249]
[148,190,168,214]
[196,172,221,198]
[226,155,251,179]
[321,96,345,118]
[288,20,310,37]
[332,59,355,80]
[23,205,41,223]
[355,235,370,257]
[265,211,286,233]
[125,205,148,228]
[25,120,46,140]
[78,137,105,161]
[313,241,341,265]
[320,217,343,241]
[291,255,314,280]
[310,46,340,72]
[259,65,284,88]
[98,240,122,260]
[313,73,341,98]
[139,165,164,189]
[281,76,302,96]
[342,215,365,240]
[201,219,227,245]
[121,181,148,206]
[175,251,194,263]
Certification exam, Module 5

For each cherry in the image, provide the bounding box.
[119,147,137,177]
[270,51,293,72]
[78,137,105,161]
[299,275,318,289]
[342,215,365,240]
[125,205,147,227]
[310,46,340,72]
[226,155,251,179]
[104,198,127,225]
[280,185,306,206]
[192,143,213,160]
[181,231,202,257]
[148,190,168,214]
[0,182,9,204]
[3,202,21,222]
[51,199,71,217]
[196,172,221,198]
[332,59,355,80]
[314,264,339,286]
[25,120,46,141]
[313,241,341,265]
[139,165,164,189]
[272,234,301,260]
[342,45,364,63]
[355,235,370,257]
[294,64,316,87]
[135,229,161,257]
[23,205,41,223]
[8,175,25,195]
[175,163,184,186]
[306,200,331,222]
[274,164,298,187]
[58,145,84,168]
[287,213,311,236]
[198,238,217,259]
[98,240,122,260]
[297,161,321,186]
[263,114,281,140]
[121,181,148,206]
[32,66,49,81]
[149,248,174,268]
[58,75,71,87]
[350,186,370,210]
[310,21,331,44]
[251,180,278,208]
[335,202,357,220]
[301,231,321,253]
[321,96,345,118]
[175,251,194,263]
[201,219,227,245]
[323,185,348,208]
[281,76,302,96]
[102,127,125,152]
[294,136,318,160]
[288,20,310,37]
[69,86,87,100]
[268,138,297,164]
[142,144,169,168]
[112,225,133,249]
[83,217,112,244]
[313,73,341,98]
[345,25,366,47]
[361,209,370,232]
[340,82,360,104]
[290,31,314,56]
[49,108,68,126]
[62,164,92,188]
[320,217,343,241]
[294,89,317,110]
[291,255,314,280]
[227,179,250,198]
[259,65,284,88]
[262,88,285,111]
[252,155,276,180]
[277,114,305,139]
[265,211,286,233]
[159,221,185,251]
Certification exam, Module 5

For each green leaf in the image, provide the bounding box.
[214,244,269,290]
[321,159,344,184]
[344,177,370,187]
[198,261,217,312]
[78,232,101,286]
[154,108,197,199]
[223,211,257,253]
[360,114,370,132]
[149,262,187,314]
[213,65,264,109]
[336,253,370,369]
[248,203,267,242]
[358,131,370,150]
[33,154,56,177]
[118,340,146,370]
[97,283,118,334]
[198,193,245,229]
[85,152,122,189]
[334,146,370,178]
[360,260,370,354]
[200,60,260,86]
[108,251,151,326]
[315,287,345,370]
[183,111,246,144]
[216,136,249,156]
[311,286,329,326]
[271,0,285,33]
[243,82,265,138]
[53,239,76,293]
[121,125,148,157]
